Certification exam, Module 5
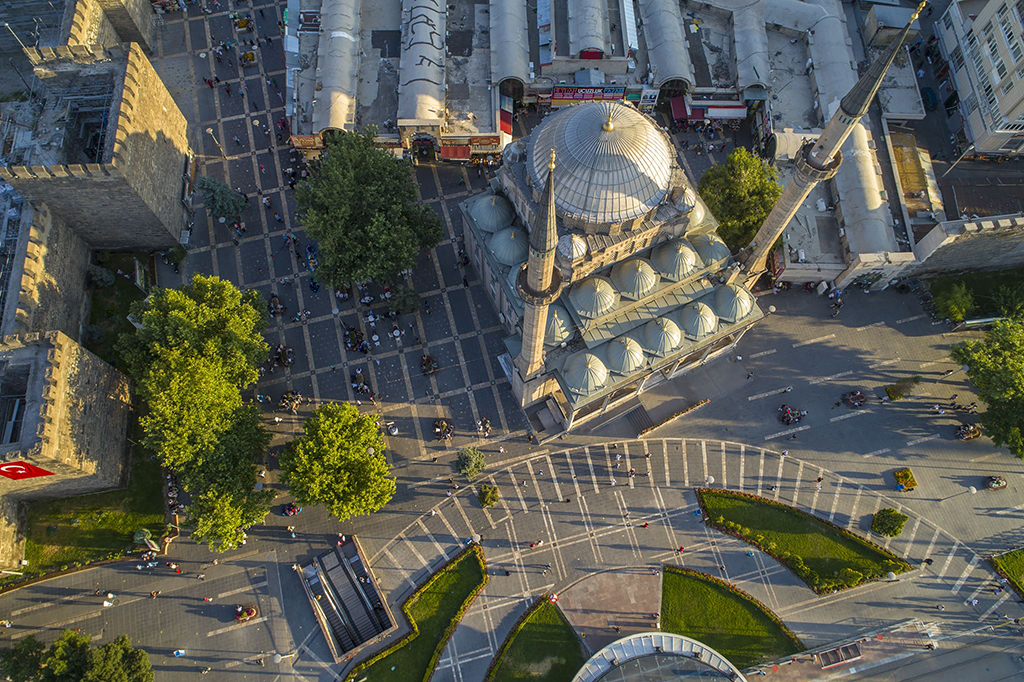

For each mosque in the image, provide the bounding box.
[460,101,763,439]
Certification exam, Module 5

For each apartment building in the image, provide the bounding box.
[934,0,1024,154]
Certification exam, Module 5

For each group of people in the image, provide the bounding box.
[279,390,303,414]
[433,419,455,442]
[778,404,807,426]
[345,327,369,354]
[475,417,491,437]
[272,343,294,367]
[166,474,185,515]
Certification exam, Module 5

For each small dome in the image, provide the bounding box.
[691,233,731,264]
[611,259,659,299]
[469,194,515,233]
[606,336,646,374]
[570,276,620,318]
[507,262,527,298]
[563,352,608,394]
[643,317,681,356]
[679,302,718,339]
[714,284,755,323]
[488,227,529,266]
[673,187,706,225]
[544,304,574,347]
[653,238,701,280]
[557,234,588,261]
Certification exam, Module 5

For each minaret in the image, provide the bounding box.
[514,149,563,382]
[738,0,927,283]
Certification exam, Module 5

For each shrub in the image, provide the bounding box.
[391,284,419,314]
[82,325,106,346]
[884,376,921,401]
[872,508,909,537]
[935,281,976,322]
[168,245,187,264]
[87,265,115,288]
[456,448,485,480]
[477,483,500,508]
[838,567,864,587]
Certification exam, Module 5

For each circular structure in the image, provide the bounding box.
[714,285,754,323]
[488,227,529,266]
[642,317,681,356]
[690,233,731,264]
[558,233,589,261]
[469,194,515,233]
[673,186,706,226]
[679,302,718,339]
[507,262,527,297]
[527,102,675,224]
[563,352,608,395]
[570,276,620,318]
[606,336,646,374]
[544,304,575,347]
[572,633,747,682]
[611,259,659,299]
[652,238,702,280]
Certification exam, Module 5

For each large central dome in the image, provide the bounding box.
[526,101,674,224]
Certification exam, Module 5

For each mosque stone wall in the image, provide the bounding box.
[910,215,1024,278]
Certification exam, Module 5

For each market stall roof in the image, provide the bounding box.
[311,0,359,133]
[639,0,693,88]
[489,0,530,85]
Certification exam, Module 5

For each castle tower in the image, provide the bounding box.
[514,149,564,382]
[739,0,927,283]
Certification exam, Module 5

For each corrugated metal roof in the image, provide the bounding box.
[397,0,446,122]
[639,0,693,88]
[311,0,360,133]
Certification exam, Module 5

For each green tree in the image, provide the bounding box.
[457,447,485,480]
[0,635,45,682]
[87,265,115,288]
[697,147,783,251]
[935,281,976,322]
[478,483,500,508]
[198,175,247,220]
[391,284,419,314]
[871,508,908,537]
[295,129,443,287]
[39,629,91,682]
[993,284,1024,318]
[81,635,153,682]
[952,319,1024,457]
[280,403,395,521]
[189,485,274,552]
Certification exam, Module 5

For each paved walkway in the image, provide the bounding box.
[348,438,1024,681]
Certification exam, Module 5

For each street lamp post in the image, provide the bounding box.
[272,651,297,664]
[2,22,28,52]
[205,127,226,158]
[941,143,975,178]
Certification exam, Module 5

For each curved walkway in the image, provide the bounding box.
[357,439,1023,682]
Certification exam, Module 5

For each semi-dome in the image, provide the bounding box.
[714,284,754,322]
[526,101,675,224]
[691,232,731,264]
[611,259,659,299]
[563,352,608,394]
[673,186,706,225]
[544,304,574,347]
[680,302,718,339]
[557,233,588,261]
[469,194,515,233]
[570,276,619,318]
[506,262,527,297]
[606,336,646,374]
[488,227,529,266]
[643,317,681,356]
[653,238,702,280]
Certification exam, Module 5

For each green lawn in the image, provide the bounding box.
[698,490,910,592]
[353,547,487,682]
[992,548,1024,599]
[488,599,587,682]
[660,567,803,669]
[86,253,149,365]
[928,267,1024,317]
[20,445,164,578]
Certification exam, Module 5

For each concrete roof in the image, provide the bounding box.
[639,0,693,88]
[397,0,446,123]
[568,0,609,56]
[489,0,530,85]
[312,0,360,133]
[732,2,770,95]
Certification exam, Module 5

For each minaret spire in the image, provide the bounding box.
[514,149,564,384]
[737,0,927,283]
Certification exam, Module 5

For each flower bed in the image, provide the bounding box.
[696,489,911,594]
[893,468,917,491]
[637,398,710,437]
[346,545,488,682]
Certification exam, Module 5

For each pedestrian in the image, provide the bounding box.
[499,446,505,454]
[781,450,788,456]
[225,84,231,96]
[197,573,206,580]
[816,476,823,483]
[150,591,160,599]
[816,484,822,492]
[259,163,266,174]
[273,211,283,223]
[937,604,945,610]
[971,598,979,606]
[203,597,213,602]
[259,8,264,17]
[642,522,649,529]
[747,371,754,379]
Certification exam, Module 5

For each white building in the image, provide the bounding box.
[934,0,1024,155]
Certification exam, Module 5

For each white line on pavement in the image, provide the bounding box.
[830,409,872,423]
[971,452,1002,462]
[810,370,853,385]
[863,447,890,458]
[749,349,777,358]
[216,580,268,599]
[764,425,810,441]
[869,358,901,369]
[995,503,1024,516]
[207,616,267,637]
[937,541,960,580]
[980,593,1010,620]
[855,321,886,332]
[906,434,940,447]
[792,333,835,348]
[748,386,792,401]
[896,314,925,324]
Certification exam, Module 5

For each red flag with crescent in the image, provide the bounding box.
[0,462,54,480]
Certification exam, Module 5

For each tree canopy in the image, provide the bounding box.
[280,402,395,521]
[295,129,443,287]
[198,175,247,220]
[0,630,153,682]
[697,147,783,251]
[117,274,273,550]
[951,319,1024,458]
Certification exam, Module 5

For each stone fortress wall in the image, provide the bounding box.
[910,214,1024,279]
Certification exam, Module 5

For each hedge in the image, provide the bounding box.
[483,594,548,681]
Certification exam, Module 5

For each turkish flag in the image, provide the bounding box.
[0,462,55,480]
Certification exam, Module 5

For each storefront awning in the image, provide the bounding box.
[440,145,471,160]
[707,106,747,120]
[670,96,686,120]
